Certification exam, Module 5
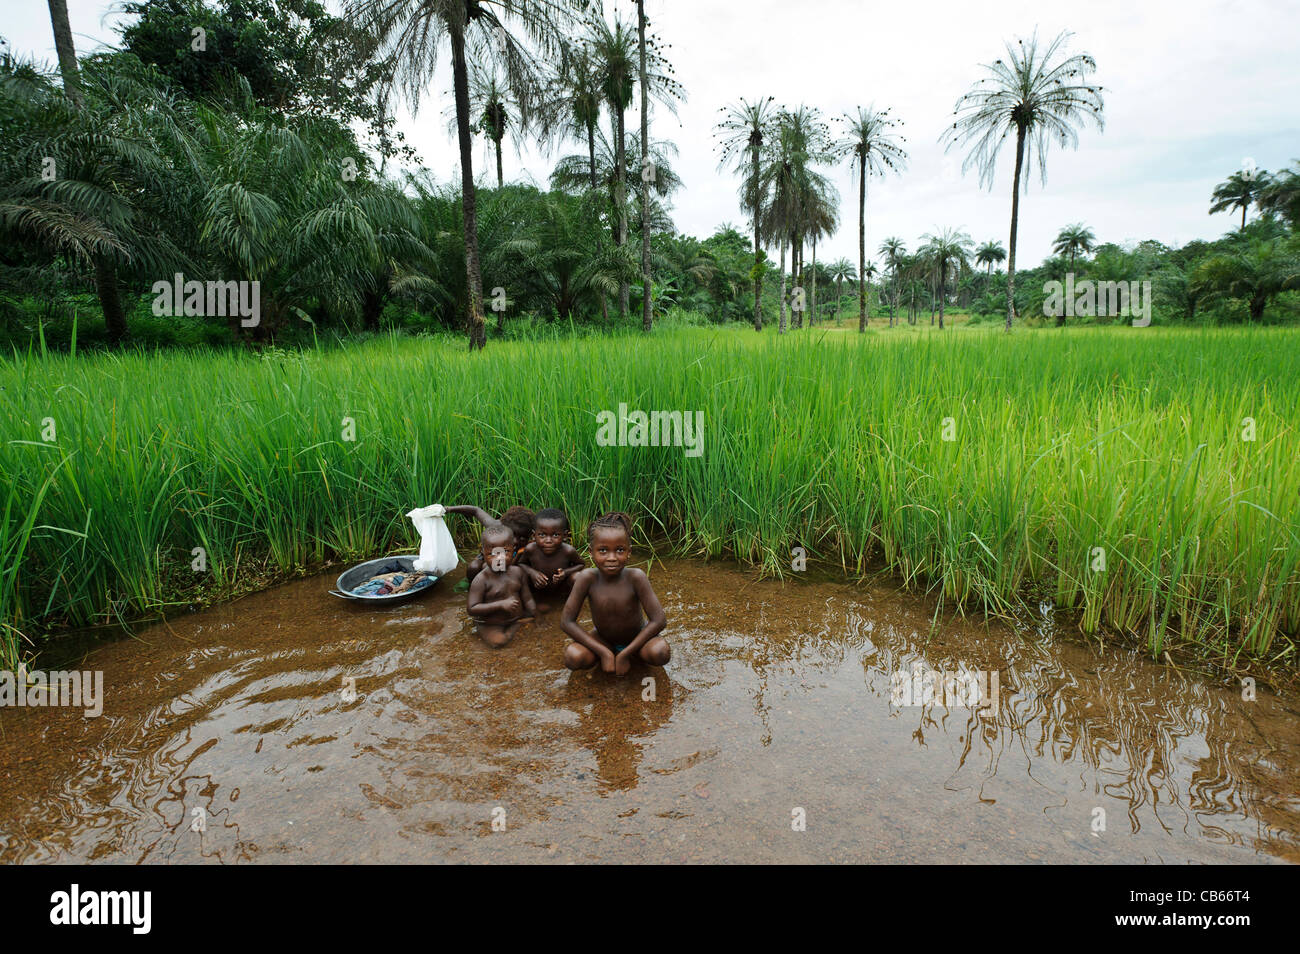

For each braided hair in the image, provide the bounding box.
[587,511,633,542]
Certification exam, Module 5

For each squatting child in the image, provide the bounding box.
[561,512,670,676]
[519,508,586,610]
[467,523,536,647]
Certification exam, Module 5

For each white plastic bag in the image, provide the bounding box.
[406,504,459,576]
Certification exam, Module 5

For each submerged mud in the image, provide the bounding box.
[1,560,1297,863]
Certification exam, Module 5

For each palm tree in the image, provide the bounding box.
[585,14,681,321]
[878,237,905,325]
[452,64,553,189]
[974,239,1006,289]
[1258,160,1300,228]
[1210,169,1273,230]
[1191,234,1300,321]
[757,106,833,334]
[920,227,974,329]
[346,0,581,349]
[547,42,603,190]
[943,31,1104,331]
[715,96,777,331]
[835,106,907,333]
[805,189,838,327]
[3,55,201,345]
[828,257,855,318]
[1052,223,1095,270]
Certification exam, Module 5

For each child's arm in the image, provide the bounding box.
[560,571,614,665]
[615,569,667,662]
[467,571,516,616]
[518,568,537,618]
[554,544,587,581]
[445,505,495,527]
[516,544,550,588]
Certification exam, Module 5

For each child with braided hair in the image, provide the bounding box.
[561,512,671,676]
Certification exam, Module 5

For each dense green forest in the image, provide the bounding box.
[2,0,1298,353]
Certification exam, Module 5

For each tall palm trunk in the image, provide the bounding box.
[1005,124,1026,332]
[778,237,788,334]
[47,0,83,108]
[857,154,867,333]
[49,0,128,345]
[93,257,127,344]
[809,234,817,327]
[938,265,946,329]
[494,137,503,188]
[451,24,486,350]
[637,0,652,332]
[751,141,763,331]
[584,122,608,322]
[890,268,898,326]
[614,108,629,318]
[792,233,802,329]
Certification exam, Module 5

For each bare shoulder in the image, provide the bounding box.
[573,567,599,585]
[626,567,655,589]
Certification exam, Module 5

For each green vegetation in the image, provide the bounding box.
[3,325,1296,670]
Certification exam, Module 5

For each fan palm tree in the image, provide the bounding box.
[546,41,603,190]
[453,63,555,188]
[1052,223,1095,269]
[345,0,583,349]
[1210,169,1273,230]
[757,106,832,334]
[920,227,973,329]
[943,31,1104,331]
[714,96,777,331]
[583,13,681,321]
[974,239,1006,288]
[1258,160,1300,228]
[827,257,855,318]
[878,237,905,325]
[835,106,907,332]
[804,187,839,327]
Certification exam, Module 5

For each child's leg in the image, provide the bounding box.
[477,622,512,648]
[637,635,671,666]
[564,641,598,670]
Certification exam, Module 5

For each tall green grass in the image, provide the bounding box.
[2,326,1297,669]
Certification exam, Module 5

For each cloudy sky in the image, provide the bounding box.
[6,0,1299,267]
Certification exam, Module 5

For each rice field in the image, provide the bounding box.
[2,325,1297,670]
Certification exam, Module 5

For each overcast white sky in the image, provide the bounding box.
[6,0,1299,267]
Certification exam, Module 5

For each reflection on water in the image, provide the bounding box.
[0,560,1296,863]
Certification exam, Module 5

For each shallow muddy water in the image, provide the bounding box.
[1,560,1297,864]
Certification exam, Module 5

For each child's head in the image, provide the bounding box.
[480,523,515,572]
[500,506,536,551]
[533,508,570,554]
[587,512,633,574]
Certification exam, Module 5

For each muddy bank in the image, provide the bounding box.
[1,560,1297,863]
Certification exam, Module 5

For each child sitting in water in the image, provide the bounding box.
[466,523,536,647]
[520,508,587,610]
[561,512,670,676]
[446,504,536,584]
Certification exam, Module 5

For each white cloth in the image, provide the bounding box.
[406,504,459,575]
